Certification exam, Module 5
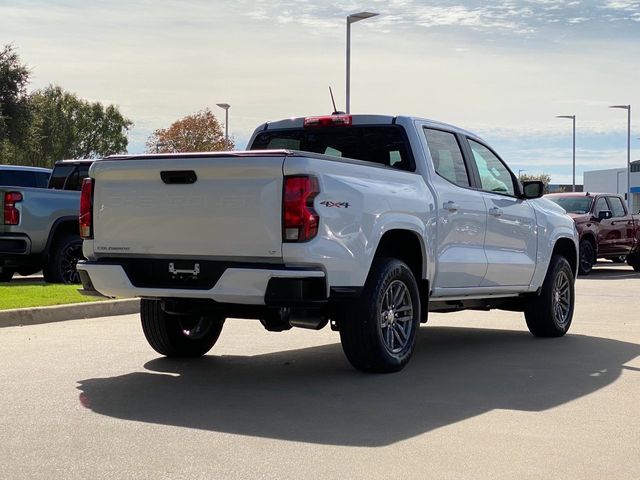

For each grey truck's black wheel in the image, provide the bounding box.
[43,233,83,284]
[0,269,14,282]
[524,255,574,337]
[141,299,225,357]
[338,258,421,373]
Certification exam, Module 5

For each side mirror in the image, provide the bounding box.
[521,181,544,199]
[597,210,612,221]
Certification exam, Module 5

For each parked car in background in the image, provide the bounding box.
[0,159,93,283]
[0,165,51,188]
[545,192,640,274]
[78,114,578,373]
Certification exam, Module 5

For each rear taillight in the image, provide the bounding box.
[79,178,94,239]
[3,192,22,225]
[304,115,352,128]
[283,176,320,242]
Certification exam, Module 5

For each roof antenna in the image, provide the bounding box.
[329,86,345,115]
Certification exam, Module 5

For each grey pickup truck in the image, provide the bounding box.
[0,159,93,283]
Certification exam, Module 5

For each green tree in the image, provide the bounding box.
[520,172,552,193]
[23,85,132,166]
[146,108,234,153]
[0,44,31,153]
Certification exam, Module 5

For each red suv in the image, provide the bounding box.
[545,192,640,275]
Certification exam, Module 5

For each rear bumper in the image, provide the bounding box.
[77,261,327,306]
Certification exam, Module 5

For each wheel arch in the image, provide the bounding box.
[370,228,429,314]
[553,237,578,278]
[44,216,80,259]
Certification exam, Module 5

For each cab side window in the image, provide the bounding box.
[607,196,626,217]
[423,128,470,187]
[467,139,516,196]
[594,197,609,215]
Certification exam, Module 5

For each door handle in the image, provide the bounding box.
[443,201,459,212]
[489,207,503,217]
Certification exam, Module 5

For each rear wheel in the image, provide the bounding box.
[141,299,225,357]
[0,269,14,282]
[43,233,84,284]
[578,239,595,275]
[525,255,574,337]
[338,258,421,373]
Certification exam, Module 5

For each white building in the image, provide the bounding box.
[583,161,640,213]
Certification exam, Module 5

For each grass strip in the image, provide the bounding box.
[0,284,103,310]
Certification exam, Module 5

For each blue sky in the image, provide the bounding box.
[1,0,639,183]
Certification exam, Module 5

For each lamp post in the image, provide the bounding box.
[518,169,527,179]
[609,104,631,205]
[556,115,576,192]
[346,11,379,114]
[216,103,231,144]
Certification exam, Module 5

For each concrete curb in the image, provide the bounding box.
[0,299,140,328]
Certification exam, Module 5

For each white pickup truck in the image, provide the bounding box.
[78,114,578,373]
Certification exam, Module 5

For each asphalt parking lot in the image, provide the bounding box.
[1,262,639,480]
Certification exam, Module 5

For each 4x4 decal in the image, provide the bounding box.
[320,200,350,208]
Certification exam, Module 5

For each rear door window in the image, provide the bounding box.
[607,196,627,217]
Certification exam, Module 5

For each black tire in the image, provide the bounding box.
[338,258,421,373]
[141,299,225,357]
[627,253,640,272]
[43,233,84,284]
[578,239,595,275]
[0,269,14,282]
[524,255,574,337]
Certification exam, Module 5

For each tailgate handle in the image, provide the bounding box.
[160,170,197,184]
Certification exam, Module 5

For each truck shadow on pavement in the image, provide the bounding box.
[77,326,639,447]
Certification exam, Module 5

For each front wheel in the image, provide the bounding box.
[578,239,595,275]
[524,255,574,337]
[141,299,225,357]
[338,258,421,373]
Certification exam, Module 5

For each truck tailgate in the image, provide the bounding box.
[91,155,285,259]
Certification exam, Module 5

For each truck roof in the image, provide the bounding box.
[0,164,52,173]
[53,159,95,166]
[258,114,485,141]
[546,192,613,198]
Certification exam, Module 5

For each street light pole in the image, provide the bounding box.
[609,104,631,206]
[518,169,527,179]
[556,115,576,192]
[346,12,379,114]
[216,103,231,144]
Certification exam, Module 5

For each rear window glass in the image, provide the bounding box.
[0,170,49,188]
[48,164,91,191]
[250,126,414,171]
[547,196,593,214]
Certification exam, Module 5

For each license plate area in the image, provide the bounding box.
[169,261,200,280]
